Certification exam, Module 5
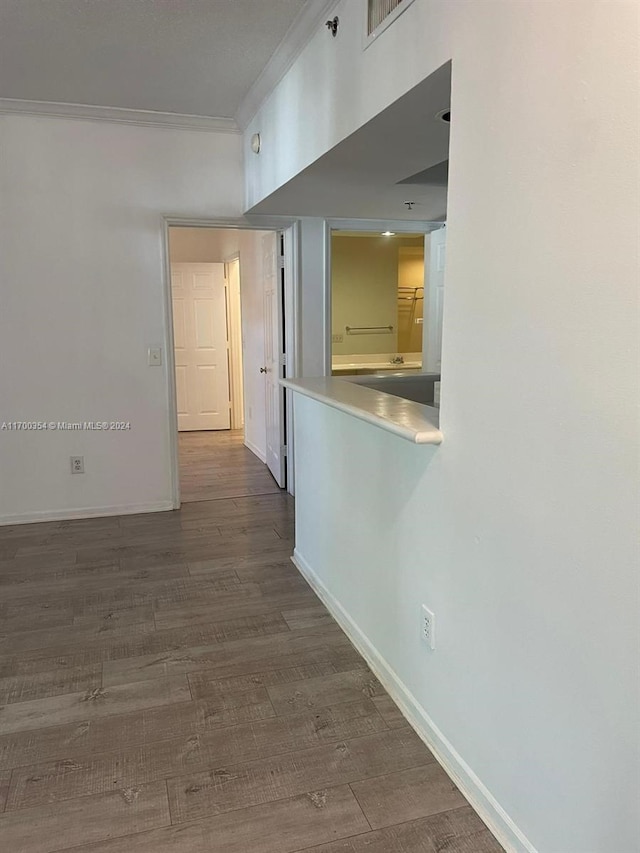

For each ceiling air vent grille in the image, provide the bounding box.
[368,0,404,35]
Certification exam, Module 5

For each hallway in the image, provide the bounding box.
[0,495,503,851]
[179,430,282,503]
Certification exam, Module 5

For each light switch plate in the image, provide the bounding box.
[148,347,162,366]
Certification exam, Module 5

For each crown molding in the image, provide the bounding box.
[0,99,240,133]
[235,0,340,131]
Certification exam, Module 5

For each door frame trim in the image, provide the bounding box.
[283,223,300,496]
[161,216,298,508]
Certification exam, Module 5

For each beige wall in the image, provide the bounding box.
[397,246,424,352]
[331,234,423,356]
[168,227,232,263]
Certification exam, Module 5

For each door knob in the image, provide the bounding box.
[260,367,267,373]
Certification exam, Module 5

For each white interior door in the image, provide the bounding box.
[171,262,230,431]
[425,227,446,373]
[263,233,286,487]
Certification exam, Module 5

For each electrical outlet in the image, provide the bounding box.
[70,456,84,474]
[421,604,436,649]
[332,333,344,344]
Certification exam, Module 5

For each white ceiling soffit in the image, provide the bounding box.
[248,63,452,221]
[0,0,325,129]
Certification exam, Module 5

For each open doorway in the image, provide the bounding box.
[328,223,446,406]
[165,225,293,504]
[330,229,427,375]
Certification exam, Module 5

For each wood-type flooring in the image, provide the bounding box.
[0,432,503,852]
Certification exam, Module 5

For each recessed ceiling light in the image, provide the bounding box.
[382,231,395,236]
[436,108,450,124]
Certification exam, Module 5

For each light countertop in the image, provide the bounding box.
[331,361,422,373]
[281,376,442,445]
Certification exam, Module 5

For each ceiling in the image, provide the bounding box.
[248,62,451,221]
[0,0,309,118]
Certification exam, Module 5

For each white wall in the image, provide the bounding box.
[298,217,328,376]
[250,1,640,851]
[0,115,243,522]
[245,0,455,211]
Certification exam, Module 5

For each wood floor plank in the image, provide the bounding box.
[102,627,351,687]
[0,611,291,679]
[188,551,294,576]
[0,552,78,578]
[0,568,185,607]
[0,602,74,634]
[6,700,390,811]
[117,539,292,570]
[182,484,282,501]
[233,560,299,583]
[0,544,18,559]
[0,520,61,540]
[149,575,243,608]
[72,604,155,634]
[187,653,368,700]
[204,518,286,536]
[350,763,465,829]
[167,727,432,824]
[0,619,157,656]
[49,573,239,620]
[59,517,121,533]
[153,590,316,632]
[0,676,191,734]
[0,769,10,812]
[258,575,312,596]
[179,431,282,503]
[267,669,386,715]
[17,531,121,553]
[60,785,369,853]
[0,558,120,585]
[371,695,411,729]
[0,664,102,705]
[282,606,336,631]
[181,494,291,516]
[0,781,170,853]
[233,493,292,511]
[5,691,268,810]
[79,549,192,571]
[153,580,263,611]
[290,806,505,852]
[0,696,276,773]
[0,562,189,605]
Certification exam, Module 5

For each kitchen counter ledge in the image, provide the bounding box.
[281,377,443,445]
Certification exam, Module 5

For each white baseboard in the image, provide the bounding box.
[0,501,175,527]
[243,437,266,464]
[292,548,538,853]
